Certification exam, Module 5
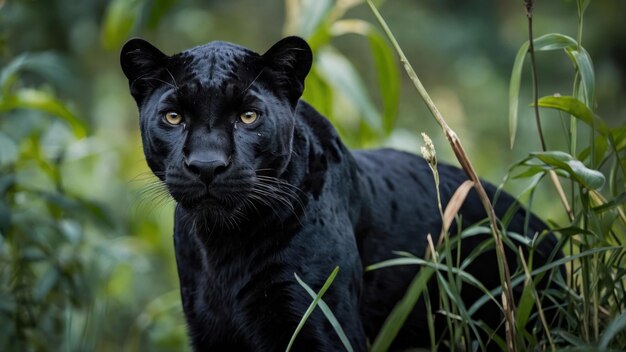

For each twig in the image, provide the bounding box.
[525,0,547,151]
[526,0,575,222]
[365,1,517,350]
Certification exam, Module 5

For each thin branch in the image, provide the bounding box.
[525,0,547,151]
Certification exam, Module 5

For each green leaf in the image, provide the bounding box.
[612,126,626,152]
[288,0,333,38]
[101,0,142,51]
[316,49,382,130]
[591,192,626,214]
[529,151,605,190]
[295,270,353,352]
[508,34,596,147]
[0,88,86,138]
[330,19,400,136]
[599,310,626,349]
[577,135,608,167]
[536,96,608,136]
[532,33,595,107]
[286,266,340,352]
[509,41,529,148]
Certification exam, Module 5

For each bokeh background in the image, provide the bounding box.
[0,0,624,350]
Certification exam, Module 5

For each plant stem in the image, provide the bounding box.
[525,1,547,152]
[525,0,575,221]
[366,1,517,350]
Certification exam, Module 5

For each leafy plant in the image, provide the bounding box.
[0,52,112,351]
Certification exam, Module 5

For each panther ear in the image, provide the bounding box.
[262,36,313,104]
[120,38,168,104]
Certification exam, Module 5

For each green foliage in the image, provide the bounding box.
[0,51,109,351]
[285,0,400,146]
[2,0,625,351]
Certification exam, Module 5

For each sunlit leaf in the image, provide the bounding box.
[101,0,142,51]
[331,19,400,136]
[0,89,86,138]
[316,49,381,130]
[509,41,529,148]
[529,151,605,190]
[286,0,333,38]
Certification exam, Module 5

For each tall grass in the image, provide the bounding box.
[290,0,625,350]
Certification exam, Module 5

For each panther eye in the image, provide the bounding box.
[164,112,183,125]
[239,111,258,125]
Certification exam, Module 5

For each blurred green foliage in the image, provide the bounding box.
[0,0,624,350]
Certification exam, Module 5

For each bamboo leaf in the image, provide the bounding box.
[529,151,605,190]
[509,41,529,148]
[537,96,608,136]
[330,19,400,135]
[316,49,382,130]
[509,34,596,147]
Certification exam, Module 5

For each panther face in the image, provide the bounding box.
[120,37,312,217]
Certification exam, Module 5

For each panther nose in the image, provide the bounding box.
[184,153,230,183]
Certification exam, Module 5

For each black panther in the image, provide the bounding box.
[120,36,563,351]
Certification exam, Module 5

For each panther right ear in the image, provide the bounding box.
[262,36,313,105]
[120,38,168,104]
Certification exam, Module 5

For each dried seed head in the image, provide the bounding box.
[420,132,437,166]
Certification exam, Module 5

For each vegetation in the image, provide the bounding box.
[1,0,624,351]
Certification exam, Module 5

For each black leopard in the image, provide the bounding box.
[120,36,563,351]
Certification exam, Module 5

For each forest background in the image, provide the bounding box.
[1,0,625,350]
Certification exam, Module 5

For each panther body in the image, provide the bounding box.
[121,37,561,351]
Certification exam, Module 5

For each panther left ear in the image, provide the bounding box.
[262,36,313,104]
[120,38,169,104]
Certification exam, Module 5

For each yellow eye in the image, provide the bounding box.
[164,112,183,125]
[239,111,258,125]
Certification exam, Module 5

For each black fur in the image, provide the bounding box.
[121,36,563,351]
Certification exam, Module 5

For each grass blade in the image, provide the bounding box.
[598,310,626,349]
[295,271,353,352]
[286,266,340,352]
